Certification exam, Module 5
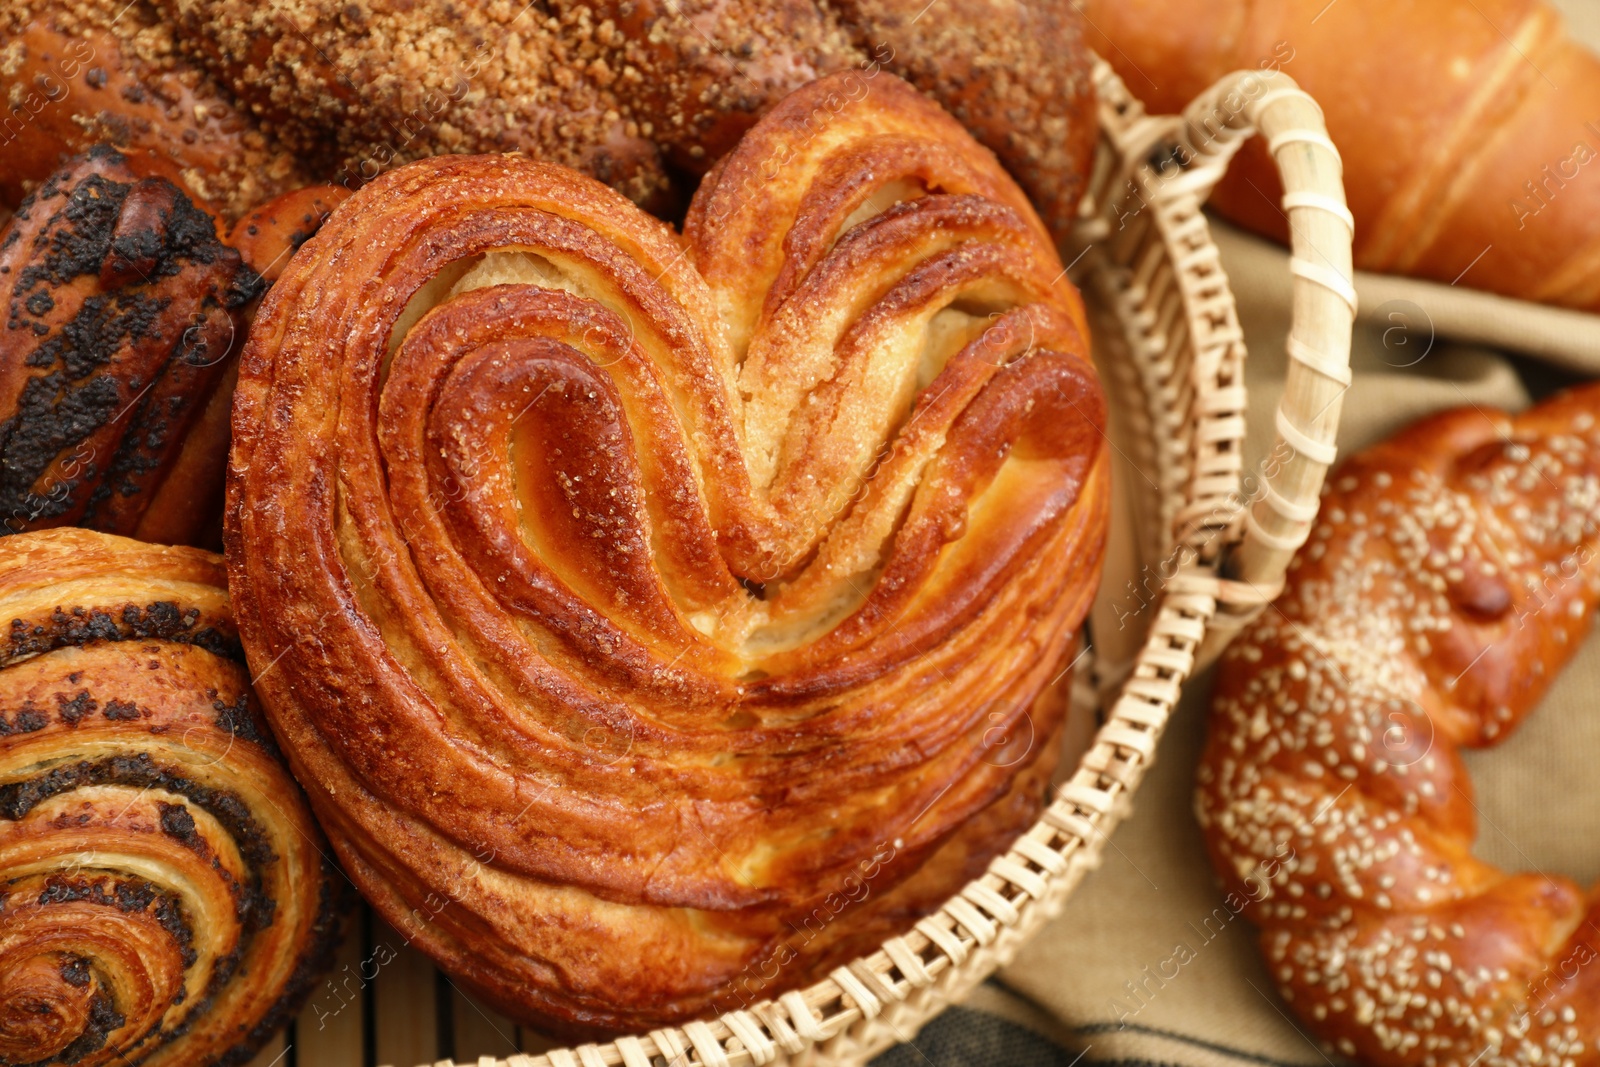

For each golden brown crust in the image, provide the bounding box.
[580,0,864,176]
[1082,0,1600,310]
[0,0,311,221]
[1199,384,1600,1067]
[225,184,352,284]
[226,71,1107,1034]
[0,528,343,1067]
[153,0,672,209]
[0,145,257,547]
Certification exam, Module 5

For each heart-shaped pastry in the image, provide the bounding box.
[227,71,1108,1034]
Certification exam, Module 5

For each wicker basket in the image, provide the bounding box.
[257,59,1356,1067]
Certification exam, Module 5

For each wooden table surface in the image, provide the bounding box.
[248,905,559,1067]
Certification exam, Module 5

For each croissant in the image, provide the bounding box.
[1081,0,1600,309]
[1199,385,1600,1067]
[4,0,1095,240]
[0,528,342,1067]
[226,71,1109,1034]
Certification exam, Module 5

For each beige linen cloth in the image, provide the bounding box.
[977,0,1600,1045]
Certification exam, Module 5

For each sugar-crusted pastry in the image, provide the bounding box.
[3,0,1095,240]
[0,0,310,221]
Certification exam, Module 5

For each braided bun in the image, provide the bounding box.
[1199,385,1600,1067]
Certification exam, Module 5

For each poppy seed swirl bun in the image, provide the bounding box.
[226,72,1108,1034]
[0,528,341,1067]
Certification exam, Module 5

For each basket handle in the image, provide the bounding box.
[1172,71,1356,614]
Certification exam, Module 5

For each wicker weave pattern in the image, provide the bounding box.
[388,60,1355,1067]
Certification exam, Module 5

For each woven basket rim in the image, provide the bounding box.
[399,57,1357,1067]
